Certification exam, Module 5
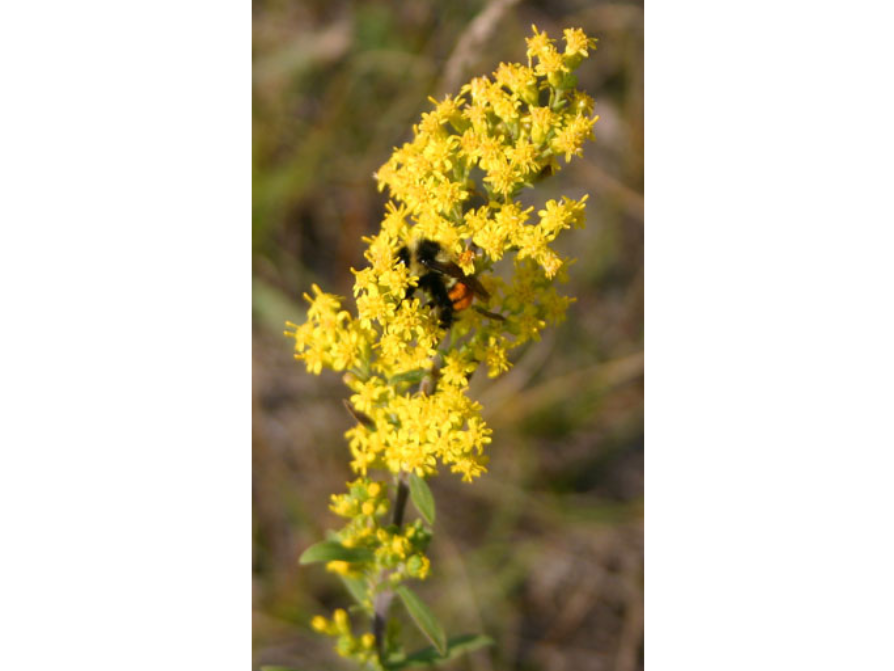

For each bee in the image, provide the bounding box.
[397,239,502,328]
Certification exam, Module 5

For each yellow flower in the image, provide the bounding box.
[538,249,563,279]
[356,284,395,328]
[381,201,410,238]
[441,352,477,389]
[295,29,598,663]
[563,28,598,70]
[507,136,540,176]
[552,114,598,162]
[525,25,554,63]
[564,28,596,58]
[534,46,567,80]
[333,608,349,631]
[528,105,556,145]
[329,493,356,517]
[304,284,341,319]
[480,336,510,377]
[495,62,539,106]
[349,377,388,414]
[326,560,353,576]
[483,155,520,199]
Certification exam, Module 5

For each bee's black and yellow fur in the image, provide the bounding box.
[397,239,490,329]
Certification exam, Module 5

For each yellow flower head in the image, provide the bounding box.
[295,27,598,667]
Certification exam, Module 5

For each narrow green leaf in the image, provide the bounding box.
[385,634,494,669]
[408,473,435,525]
[339,574,369,605]
[395,585,447,655]
[260,666,309,671]
[298,540,373,565]
[389,369,426,385]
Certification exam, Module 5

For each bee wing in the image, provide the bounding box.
[419,258,491,300]
[459,275,491,301]
[419,257,465,280]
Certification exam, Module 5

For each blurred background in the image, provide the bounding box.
[253,1,643,669]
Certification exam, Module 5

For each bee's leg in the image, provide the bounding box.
[438,303,455,329]
[437,303,456,329]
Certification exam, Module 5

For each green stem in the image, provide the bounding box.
[372,350,442,665]
[373,471,410,665]
[391,472,410,528]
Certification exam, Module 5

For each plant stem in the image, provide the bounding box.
[392,473,410,527]
[373,471,410,664]
[373,356,441,666]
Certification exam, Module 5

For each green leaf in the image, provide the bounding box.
[385,634,494,669]
[339,574,369,605]
[389,369,426,385]
[298,540,373,565]
[408,473,435,525]
[260,666,309,671]
[395,585,447,656]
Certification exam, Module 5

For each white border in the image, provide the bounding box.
[647,1,894,668]
[1,1,251,669]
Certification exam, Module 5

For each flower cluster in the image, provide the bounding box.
[290,26,597,669]
[311,608,378,665]
[327,478,432,583]
[288,25,596,483]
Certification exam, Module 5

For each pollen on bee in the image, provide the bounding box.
[449,282,474,311]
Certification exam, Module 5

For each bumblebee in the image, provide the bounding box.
[397,239,496,328]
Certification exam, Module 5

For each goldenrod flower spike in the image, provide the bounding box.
[291,26,598,669]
